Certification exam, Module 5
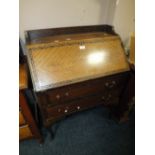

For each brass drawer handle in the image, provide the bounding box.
[64,109,68,113]
[77,106,80,110]
[112,80,116,84]
[65,92,69,96]
[56,94,60,99]
[105,81,116,88]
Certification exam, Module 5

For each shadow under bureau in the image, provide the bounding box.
[26,25,130,128]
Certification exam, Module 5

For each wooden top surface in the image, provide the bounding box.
[19,64,28,90]
[27,32,130,92]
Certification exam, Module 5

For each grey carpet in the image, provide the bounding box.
[20,106,135,155]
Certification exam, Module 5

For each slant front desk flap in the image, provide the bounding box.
[26,25,130,127]
[27,32,129,92]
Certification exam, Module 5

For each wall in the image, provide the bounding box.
[19,0,116,42]
[113,0,135,47]
[20,0,134,49]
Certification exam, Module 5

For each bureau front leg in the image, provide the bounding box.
[114,71,135,122]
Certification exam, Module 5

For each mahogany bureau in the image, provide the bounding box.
[25,25,130,128]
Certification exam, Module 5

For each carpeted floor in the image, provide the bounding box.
[19,105,135,155]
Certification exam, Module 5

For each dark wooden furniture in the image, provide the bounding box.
[116,33,135,122]
[19,64,42,142]
[26,25,130,128]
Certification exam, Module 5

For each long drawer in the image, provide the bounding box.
[19,125,33,140]
[45,91,119,120]
[38,72,129,106]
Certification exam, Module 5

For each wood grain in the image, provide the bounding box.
[19,91,42,142]
[46,93,118,117]
[27,33,130,92]
[41,72,129,106]
[25,25,116,43]
[19,111,26,126]
[26,27,131,127]
[19,125,33,140]
[19,64,28,90]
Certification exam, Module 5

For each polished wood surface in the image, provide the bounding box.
[19,111,26,126]
[19,125,33,140]
[27,32,112,47]
[19,63,42,142]
[19,64,28,90]
[46,93,119,119]
[19,91,43,142]
[38,72,128,106]
[27,33,130,92]
[37,72,129,127]
[25,25,116,43]
[26,26,131,127]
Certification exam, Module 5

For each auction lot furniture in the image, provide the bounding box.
[26,25,130,129]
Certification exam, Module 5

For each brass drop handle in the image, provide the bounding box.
[112,80,116,85]
[56,94,60,99]
[77,106,80,110]
[64,109,68,113]
[65,92,69,96]
[64,106,69,113]
[105,80,116,88]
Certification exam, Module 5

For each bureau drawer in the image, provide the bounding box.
[19,111,26,126]
[19,125,33,140]
[45,92,119,119]
[41,72,129,106]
